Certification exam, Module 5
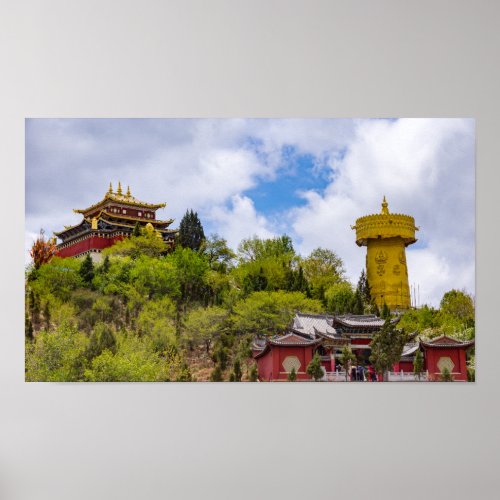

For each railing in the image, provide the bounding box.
[321,370,348,382]
[388,370,428,382]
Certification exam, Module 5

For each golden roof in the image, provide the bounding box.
[352,197,418,246]
[53,215,177,237]
[73,183,166,215]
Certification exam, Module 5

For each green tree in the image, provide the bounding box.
[357,269,371,305]
[249,364,259,382]
[200,234,235,272]
[43,301,51,329]
[25,325,88,381]
[301,248,346,301]
[25,312,34,341]
[31,257,83,301]
[210,365,223,382]
[105,226,168,258]
[132,221,141,237]
[183,306,229,354]
[101,255,111,274]
[381,302,391,319]
[136,297,177,352]
[369,319,408,381]
[287,366,297,381]
[439,289,475,328]
[413,348,424,380]
[86,322,117,361]
[168,246,209,307]
[467,354,475,382]
[350,289,364,315]
[325,282,355,315]
[339,345,357,381]
[79,254,95,285]
[212,343,229,370]
[231,359,242,382]
[440,366,453,382]
[177,209,205,251]
[286,265,310,295]
[237,235,294,262]
[128,255,180,299]
[306,353,324,381]
[231,291,323,337]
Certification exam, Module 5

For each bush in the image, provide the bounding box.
[306,354,324,381]
[287,367,297,381]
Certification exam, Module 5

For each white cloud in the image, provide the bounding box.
[207,195,274,250]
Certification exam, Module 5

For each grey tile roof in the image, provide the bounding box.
[292,313,337,338]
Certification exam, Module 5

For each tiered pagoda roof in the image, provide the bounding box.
[73,182,166,216]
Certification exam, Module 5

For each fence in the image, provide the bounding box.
[388,370,428,382]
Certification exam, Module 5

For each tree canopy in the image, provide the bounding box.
[177,210,205,251]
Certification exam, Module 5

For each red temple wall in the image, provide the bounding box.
[393,360,414,373]
[256,350,274,382]
[276,346,313,380]
[256,345,314,381]
[351,338,371,346]
[424,347,467,381]
[57,235,124,258]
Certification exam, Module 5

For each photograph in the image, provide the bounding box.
[25,118,475,382]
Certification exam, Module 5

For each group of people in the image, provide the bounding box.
[336,362,378,381]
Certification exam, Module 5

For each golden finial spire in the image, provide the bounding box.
[381,195,389,215]
[117,181,122,195]
[108,182,113,194]
[126,185,131,197]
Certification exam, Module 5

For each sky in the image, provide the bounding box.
[25,118,475,307]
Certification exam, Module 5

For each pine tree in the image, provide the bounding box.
[351,290,364,315]
[132,221,141,237]
[340,345,357,381]
[25,313,34,341]
[86,323,117,360]
[413,348,424,380]
[28,289,40,329]
[210,365,223,382]
[43,302,51,330]
[79,254,95,285]
[232,359,242,381]
[381,302,391,319]
[177,209,205,251]
[357,269,371,305]
[287,367,297,381]
[306,354,324,381]
[101,255,110,274]
[369,319,408,381]
[249,364,259,381]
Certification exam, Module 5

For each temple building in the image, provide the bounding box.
[252,313,400,381]
[54,183,177,259]
[252,313,474,382]
[419,335,474,381]
[352,197,418,310]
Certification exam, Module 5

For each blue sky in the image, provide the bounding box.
[25,118,475,306]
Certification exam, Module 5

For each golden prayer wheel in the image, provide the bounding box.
[352,197,418,310]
